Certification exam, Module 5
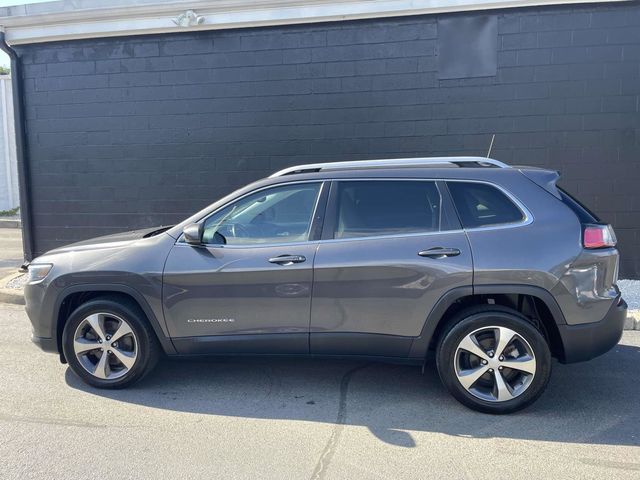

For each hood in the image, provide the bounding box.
[44,226,172,255]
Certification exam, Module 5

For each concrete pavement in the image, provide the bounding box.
[0,304,638,480]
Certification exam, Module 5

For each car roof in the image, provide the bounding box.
[167,157,557,238]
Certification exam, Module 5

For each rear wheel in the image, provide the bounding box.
[62,298,160,388]
[436,306,551,414]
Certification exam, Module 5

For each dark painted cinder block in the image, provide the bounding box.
[14,2,640,278]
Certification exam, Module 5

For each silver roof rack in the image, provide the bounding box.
[269,157,510,178]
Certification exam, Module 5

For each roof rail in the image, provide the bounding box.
[269,157,510,178]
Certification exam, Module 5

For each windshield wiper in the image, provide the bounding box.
[143,226,173,238]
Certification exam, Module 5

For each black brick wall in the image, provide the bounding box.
[16,2,640,277]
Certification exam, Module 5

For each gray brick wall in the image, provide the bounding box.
[15,2,640,278]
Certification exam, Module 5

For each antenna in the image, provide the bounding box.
[486,134,495,158]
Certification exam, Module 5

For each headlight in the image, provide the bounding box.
[27,264,53,284]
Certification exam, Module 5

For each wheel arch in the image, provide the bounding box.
[55,284,176,362]
[409,285,567,361]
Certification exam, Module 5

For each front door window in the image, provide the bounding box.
[202,183,321,245]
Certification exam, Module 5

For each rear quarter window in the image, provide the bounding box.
[558,188,600,224]
[447,181,525,229]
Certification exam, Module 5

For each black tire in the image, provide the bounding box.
[62,296,160,389]
[436,305,551,414]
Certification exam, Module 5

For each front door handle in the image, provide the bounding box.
[418,247,461,258]
[268,255,306,265]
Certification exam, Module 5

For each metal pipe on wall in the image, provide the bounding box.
[0,27,34,263]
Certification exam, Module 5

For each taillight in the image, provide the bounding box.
[583,224,617,249]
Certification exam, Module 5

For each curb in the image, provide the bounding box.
[0,271,25,306]
[0,288,24,305]
[0,218,21,229]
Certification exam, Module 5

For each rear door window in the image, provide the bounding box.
[333,181,442,239]
[447,181,525,229]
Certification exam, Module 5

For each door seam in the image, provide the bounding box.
[307,242,321,353]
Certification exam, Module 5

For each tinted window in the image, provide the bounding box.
[334,181,441,239]
[202,183,321,245]
[558,188,599,223]
[447,182,524,228]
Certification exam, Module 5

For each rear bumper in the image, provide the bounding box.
[558,297,627,363]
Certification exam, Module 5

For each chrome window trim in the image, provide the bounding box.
[324,178,532,239]
[176,177,533,249]
[176,227,465,250]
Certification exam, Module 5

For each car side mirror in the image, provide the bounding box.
[183,223,203,245]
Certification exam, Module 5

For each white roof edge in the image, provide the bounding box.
[0,0,630,45]
[269,157,510,177]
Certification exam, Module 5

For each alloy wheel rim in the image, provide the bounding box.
[73,312,138,380]
[454,326,536,402]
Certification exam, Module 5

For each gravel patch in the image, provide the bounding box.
[618,279,640,310]
[5,273,26,290]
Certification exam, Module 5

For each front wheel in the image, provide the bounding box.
[62,297,160,389]
[436,306,551,414]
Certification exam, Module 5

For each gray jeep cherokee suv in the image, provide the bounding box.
[24,157,627,414]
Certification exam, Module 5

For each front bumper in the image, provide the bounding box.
[25,280,57,348]
[31,335,58,353]
[558,297,627,363]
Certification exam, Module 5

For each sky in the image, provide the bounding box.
[1,0,53,67]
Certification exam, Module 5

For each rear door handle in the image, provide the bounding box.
[268,255,306,265]
[418,247,461,258]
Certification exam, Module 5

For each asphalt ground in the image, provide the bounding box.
[0,304,638,480]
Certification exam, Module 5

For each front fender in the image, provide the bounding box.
[53,283,177,356]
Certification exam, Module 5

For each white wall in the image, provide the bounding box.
[1,0,629,45]
[0,75,19,213]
